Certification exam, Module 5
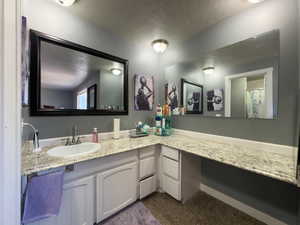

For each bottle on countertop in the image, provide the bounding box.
[92,128,98,143]
[156,104,163,117]
[161,117,166,129]
[113,118,120,139]
[155,115,162,128]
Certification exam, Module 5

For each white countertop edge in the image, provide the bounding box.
[22,129,299,185]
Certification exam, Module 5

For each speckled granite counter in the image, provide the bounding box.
[22,133,298,185]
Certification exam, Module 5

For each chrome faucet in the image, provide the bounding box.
[66,125,81,145]
[22,122,40,152]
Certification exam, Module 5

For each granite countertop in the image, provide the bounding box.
[22,134,298,185]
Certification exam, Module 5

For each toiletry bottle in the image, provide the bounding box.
[155,116,162,136]
[162,117,166,130]
[155,116,162,128]
[92,128,98,143]
[156,104,162,117]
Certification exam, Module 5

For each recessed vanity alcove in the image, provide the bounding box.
[18,0,300,225]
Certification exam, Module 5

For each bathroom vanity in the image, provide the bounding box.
[22,129,297,225]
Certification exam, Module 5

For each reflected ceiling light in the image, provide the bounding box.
[111,68,122,76]
[54,0,76,7]
[151,39,169,53]
[203,66,215,75]
[248,0,264,3]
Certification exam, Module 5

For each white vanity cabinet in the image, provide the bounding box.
[28,175,95,225]
[139,146,158,199]
[161,146,181,201]
[96,162,138,222]
[24,145,162,225]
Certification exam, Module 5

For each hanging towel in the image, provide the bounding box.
[22,170,65,224]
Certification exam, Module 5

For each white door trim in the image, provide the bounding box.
[0,0,22,225]
[224,67,274,118]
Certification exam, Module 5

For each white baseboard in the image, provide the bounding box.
[200,184,287,225]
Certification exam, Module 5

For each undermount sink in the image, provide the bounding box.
[47,142,100,158]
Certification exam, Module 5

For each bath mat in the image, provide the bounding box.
[99,202,162,225]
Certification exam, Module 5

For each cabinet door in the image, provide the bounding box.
[28,175,95,225]
[96,162,138,222]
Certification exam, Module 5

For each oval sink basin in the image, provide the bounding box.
[47,142,100,158]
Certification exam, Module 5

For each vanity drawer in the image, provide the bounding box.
[162,156,179,180]
[162,174,180,201]
[140,156,156,179]
[161,146,179,161]
[139,147,156,159]
[139,175,157,199]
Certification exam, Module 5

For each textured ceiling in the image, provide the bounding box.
[66,0,256,44]
[41,41,123,90]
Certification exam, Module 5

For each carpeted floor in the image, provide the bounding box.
[142,192,266,225]
[99,202,161,225]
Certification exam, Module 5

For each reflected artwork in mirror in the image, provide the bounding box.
[165,30,279,119]
[181,79,203,114]
[30,30,128,116]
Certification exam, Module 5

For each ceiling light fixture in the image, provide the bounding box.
[203,66,215,75]
[151,39,169,53]
[111,68,122,76]
[54,0,76,7]
[248,0,264,3]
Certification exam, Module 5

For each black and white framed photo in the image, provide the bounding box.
[207,89,224,111]
[134,75,154,111]
[181,79,203,114]
[166,82,179,110]
[87,84,97,109]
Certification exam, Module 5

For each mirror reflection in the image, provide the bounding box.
[164,30,279,119]
[36,36,126,115]
[40,41,124,111]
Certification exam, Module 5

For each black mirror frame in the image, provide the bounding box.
[29,30,129,116]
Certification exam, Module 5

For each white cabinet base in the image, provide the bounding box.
[28,176,95,225]
[96,162,138,222]
[162,174,181,201]
[161,147,181,201]
[139,175,157,199]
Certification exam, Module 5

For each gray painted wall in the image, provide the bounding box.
[162,0,299,224]
[99,69,124,109]
[41,88,73,109]
[22,0,161,139]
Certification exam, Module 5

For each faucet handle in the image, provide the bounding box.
[76,136,81,145]
[65,138,71,146]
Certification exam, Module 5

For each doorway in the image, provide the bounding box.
[224,68,273,119]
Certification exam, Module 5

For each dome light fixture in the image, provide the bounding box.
[111,68,122,76]
[151,39,169,53]
[248,0,264,3]
[203,66,215,75]
[54,0,76,7]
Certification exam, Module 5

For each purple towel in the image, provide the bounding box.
[22,170,65,224]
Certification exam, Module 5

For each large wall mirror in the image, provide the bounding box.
[165,30,279,119]
[30,30,128,116]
